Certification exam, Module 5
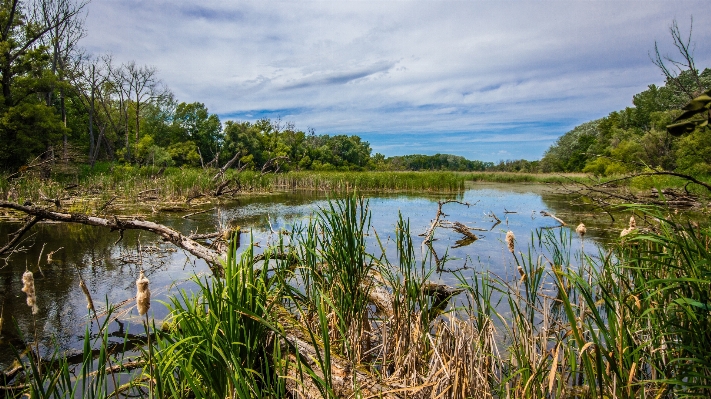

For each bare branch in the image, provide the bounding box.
[0,201,224,274]
[0,216,42,256]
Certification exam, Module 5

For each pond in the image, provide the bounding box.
[0,183,620,368]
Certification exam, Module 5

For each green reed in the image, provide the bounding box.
[7,195,710,398]
[154,233,288,399]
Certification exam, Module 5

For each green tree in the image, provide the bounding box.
[540,120,600,172]
[172,102,221,164]
[0,0,80,170]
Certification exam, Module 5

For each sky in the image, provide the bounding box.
[81,1,711,162]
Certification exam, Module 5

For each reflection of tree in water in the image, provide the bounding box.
[0,223,166,368]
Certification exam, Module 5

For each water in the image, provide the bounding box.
[0,183,618,368]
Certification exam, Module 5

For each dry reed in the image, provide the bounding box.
[136,271,151,316]
[21,270,38,315]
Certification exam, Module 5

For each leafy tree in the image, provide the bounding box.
[172,102,221,164]
[540,120,600,172]
[0,0,83,170]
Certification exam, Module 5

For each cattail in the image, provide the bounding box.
[620,216,637,238]
[79,279,95,312]
[517,265,526,282]
[136,271,151,316]
[576,223,587,238]
[21,271,38,315]
[506,231,515,253]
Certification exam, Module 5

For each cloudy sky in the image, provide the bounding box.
[81,1,711,162]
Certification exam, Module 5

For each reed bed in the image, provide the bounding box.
[273,171,467,191]
[465,171,588,184]
[6,197,710,398]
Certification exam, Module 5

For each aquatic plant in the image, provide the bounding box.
[4,197,710,398]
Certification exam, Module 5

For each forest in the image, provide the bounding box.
[1,0,710,180]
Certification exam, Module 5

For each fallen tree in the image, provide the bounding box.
[0,200,224,274]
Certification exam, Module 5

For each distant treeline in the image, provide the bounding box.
[2,0,707,177]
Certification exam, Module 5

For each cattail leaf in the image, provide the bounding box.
[680,93,711,111]
[548,342,560,393]
[674,297,711,311]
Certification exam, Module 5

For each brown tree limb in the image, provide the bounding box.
[212,151,241,181]
[182,207,215,220]
[540,211,566,227]
[260,156,289,175]
[0,201,223,274]
[422,200,472,245]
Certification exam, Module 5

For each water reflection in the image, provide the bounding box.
[0,184,619,367]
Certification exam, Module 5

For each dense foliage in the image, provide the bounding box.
[2,0,708,180]
[541,68,711,175]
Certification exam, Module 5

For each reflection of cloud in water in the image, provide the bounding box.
[0,185,612,368]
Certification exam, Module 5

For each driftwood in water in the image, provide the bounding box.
[540,210,566,227]
[422,200,473,245]
[0,201,224,274]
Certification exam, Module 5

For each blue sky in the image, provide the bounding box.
[83,1,711,162]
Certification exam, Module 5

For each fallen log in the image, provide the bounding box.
[0,201,223,275]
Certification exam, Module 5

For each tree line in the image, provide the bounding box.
[0,0,528,175]
[2,2,707,177]
[540,21,711,176]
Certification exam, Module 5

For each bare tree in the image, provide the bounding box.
[123,62,166,159]
[651,17,706,102]
[69,54,110,166]
[36,0,88,160]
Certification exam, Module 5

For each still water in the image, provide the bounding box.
[0,183,617,368]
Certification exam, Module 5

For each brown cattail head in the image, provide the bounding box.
[21,271,38,315]
[506,231,515,253]
[79,279,95,312]
[136,271,151,316]
[621,216,638,238]
[576,223,587,238]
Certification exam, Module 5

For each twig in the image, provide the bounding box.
[0,216,42,256]
[99,196,117,212]
[182,207,215,219]
[488,211,501,231]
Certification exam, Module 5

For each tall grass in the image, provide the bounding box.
[155,233,289,398]
[274,171,467,191]
[7,197,710,398]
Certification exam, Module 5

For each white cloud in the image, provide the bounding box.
[82,0,711,161]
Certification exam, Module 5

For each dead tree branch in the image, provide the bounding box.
[0,201,223,274]
[540,211,566,227]
[212,151,240,181]
[260,156,289,175]
[0,216,42,256]
[422,200,472,245]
